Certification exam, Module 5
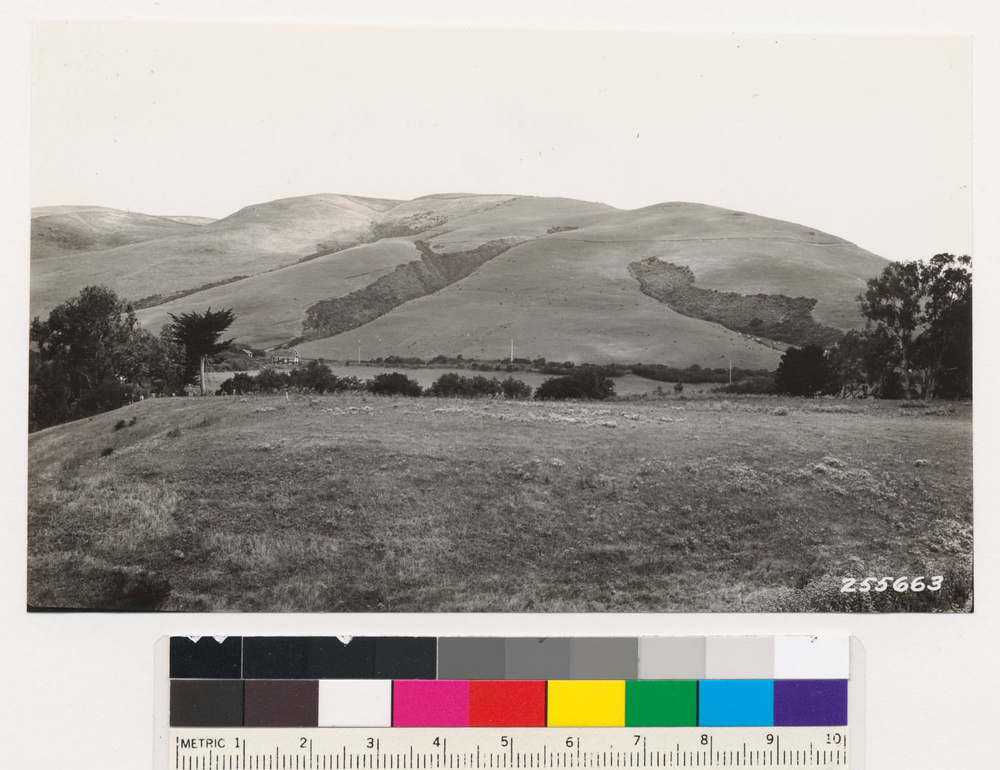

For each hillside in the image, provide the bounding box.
[297,200,886,367]
[136,240,425,347]
[27,393,973,612]
[30,194,399,319]
[32,193,890,367]
[30,206,202,259]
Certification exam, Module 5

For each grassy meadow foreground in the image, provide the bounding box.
[27,393,972,612]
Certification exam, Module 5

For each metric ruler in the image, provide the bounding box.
[155,638,864,770]
[167,727,851,769]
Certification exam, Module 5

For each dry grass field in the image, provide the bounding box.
[26,392,972,613]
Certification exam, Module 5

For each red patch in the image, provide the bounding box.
[469,680,547,727]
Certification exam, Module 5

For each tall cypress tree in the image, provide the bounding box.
[168,308,236,394]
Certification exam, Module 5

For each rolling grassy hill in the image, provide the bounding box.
[136,240,424,347]
[30,206,204,259]
[30,194,399,319]
[32,193,890,366]
[27,393,972,612]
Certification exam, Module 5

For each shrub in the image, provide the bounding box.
[368,372,423,397]
[535,370,616,401]
[467,375,502,397]
[254,368,290,393]
[74,378,133,418]
[673,382,684,395]
[338,376,366,392]
[428,372,471,397]
[500,376,532,400]
[113,419,127,432]
[288,360,343,394]
[427,373,527,398]
[216,371,260,395]
[775,345,838,397]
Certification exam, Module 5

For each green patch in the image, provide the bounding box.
[625,680,698,726]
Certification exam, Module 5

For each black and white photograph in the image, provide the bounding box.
[27,22,972,613]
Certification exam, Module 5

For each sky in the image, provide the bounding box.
[31,23,971,262]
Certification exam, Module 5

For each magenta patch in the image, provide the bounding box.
[392,680,469,727]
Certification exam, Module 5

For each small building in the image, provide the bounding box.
[270,349,300,366]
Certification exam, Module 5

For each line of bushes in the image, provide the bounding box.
[217,362,617,401]
[314,354,772,384]
[631,362,772,385]
[427,372,532,399]
[712,374,777,395]
[217,363,536,400]
[217,360,366,395]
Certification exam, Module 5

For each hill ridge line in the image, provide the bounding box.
[548,235,850,246]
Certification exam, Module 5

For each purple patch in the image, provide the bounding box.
[774,680,848,726]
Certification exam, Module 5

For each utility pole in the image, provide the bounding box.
[510,338,514,363]
[358,340,362,365]
[200,354,207,396]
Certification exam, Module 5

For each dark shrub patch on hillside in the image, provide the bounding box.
[629,257,843,347]
[361,213,448,242]
[302,239,520,340]
[536,370,616,401]
[133,275,249,310]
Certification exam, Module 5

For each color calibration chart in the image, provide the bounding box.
[156,636,864,770]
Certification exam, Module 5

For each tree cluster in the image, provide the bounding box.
[30,286,235,431]
[775,254,971,399]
